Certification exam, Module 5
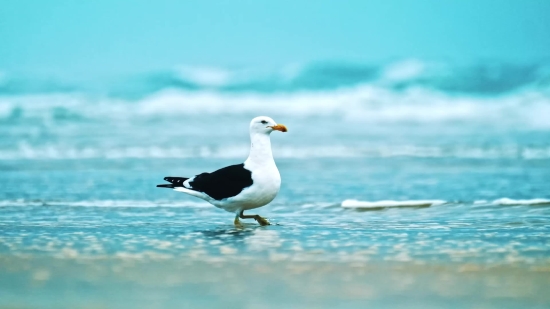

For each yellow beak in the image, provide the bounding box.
[270,124,288,132]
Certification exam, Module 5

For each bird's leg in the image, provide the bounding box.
[239,210,270,226]
[234,215,244,228]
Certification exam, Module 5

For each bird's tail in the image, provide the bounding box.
[157,177,189,188]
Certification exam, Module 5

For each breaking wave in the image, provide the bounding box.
[2,59,550,162]
[1,85,550,129]
[1,60,549,96]
[1,59,549,125]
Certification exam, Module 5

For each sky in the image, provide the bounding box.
[1,0,549,78]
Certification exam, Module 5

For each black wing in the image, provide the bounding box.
[157,164,253,200]
[188,164,253,200]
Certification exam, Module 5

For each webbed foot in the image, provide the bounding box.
[255,216,270,226]
[239,210,270,226]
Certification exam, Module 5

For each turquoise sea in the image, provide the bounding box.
[1,61,550,308]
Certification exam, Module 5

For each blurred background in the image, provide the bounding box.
[1,1,550,308]
[1,0,550,164]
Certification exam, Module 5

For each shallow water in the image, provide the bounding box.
[1,61,550,308]
[2,156,550,308]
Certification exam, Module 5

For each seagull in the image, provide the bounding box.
[157,116,287,227]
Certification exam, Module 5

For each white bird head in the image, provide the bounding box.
[249,116,287,135]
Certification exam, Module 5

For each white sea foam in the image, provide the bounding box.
[2,144,550,160]
[341,198,550,209]
[1,83,550,129]
[491,198,550,206]
[341,199,447,209]
[133,87,550,129]
[2,75,550,162]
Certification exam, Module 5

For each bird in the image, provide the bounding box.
[157,116,287,227]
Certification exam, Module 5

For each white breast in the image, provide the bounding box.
[223,161,280,211]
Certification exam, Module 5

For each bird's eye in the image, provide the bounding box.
[261,120,268,124]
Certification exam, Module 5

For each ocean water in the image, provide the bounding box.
[1,60,550,308]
